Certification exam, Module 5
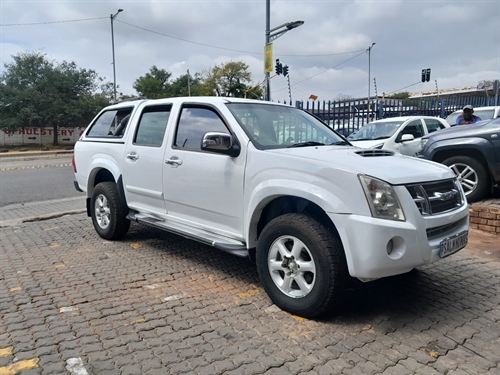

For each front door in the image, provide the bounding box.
[397,119,425,156]
[162,105,245,238]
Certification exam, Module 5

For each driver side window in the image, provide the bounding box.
[174,107,229,151]
[401,120,424,139]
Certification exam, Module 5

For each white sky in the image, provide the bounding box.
[1,0,499,103]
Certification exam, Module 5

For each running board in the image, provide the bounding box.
[126,212,248,257]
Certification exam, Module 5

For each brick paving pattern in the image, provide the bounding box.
[1,213,499,374]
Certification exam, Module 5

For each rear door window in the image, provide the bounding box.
[134,105,172,147]
[424,119,446,134]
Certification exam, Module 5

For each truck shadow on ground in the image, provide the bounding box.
[126,222,495,324]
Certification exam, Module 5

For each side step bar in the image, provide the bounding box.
[126,212,248,258]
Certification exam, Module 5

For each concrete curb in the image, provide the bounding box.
[0,209,86,228]
[0,150,73,158]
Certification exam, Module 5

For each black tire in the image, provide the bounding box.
[90,182,130,240]
[442,156,490,202]
[256,213,348,318]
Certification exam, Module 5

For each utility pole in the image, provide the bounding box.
[110,9,123,103]
[367,43,375,123]
[287,75,292,104]
[187,69,191,96]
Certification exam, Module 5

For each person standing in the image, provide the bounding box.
[456,105,482,125]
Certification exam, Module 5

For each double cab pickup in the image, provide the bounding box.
[73,97,469,317]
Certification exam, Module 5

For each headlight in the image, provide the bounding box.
[417,138,429,153]
[370,143,384,149]
[359,175,405,221]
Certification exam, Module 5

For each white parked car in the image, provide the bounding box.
[445,106,500,126]
[347,116,449,156]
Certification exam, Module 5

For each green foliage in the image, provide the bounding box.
[133,65,172,99]
[387,92,410,99]
[0,51,110,145]
[133,61,263,99]
[202,61,263,98]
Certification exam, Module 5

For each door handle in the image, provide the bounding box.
[165,157,183,167]
[126,152,139,161]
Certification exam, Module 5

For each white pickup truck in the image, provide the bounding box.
[73,97,470,318]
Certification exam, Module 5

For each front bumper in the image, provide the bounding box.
[329,194,469,280]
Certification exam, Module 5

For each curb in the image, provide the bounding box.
[0,150,73,158]
[0,209,86,228]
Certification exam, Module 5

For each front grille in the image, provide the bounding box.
[406,179,464,215]
[426,221,461,239]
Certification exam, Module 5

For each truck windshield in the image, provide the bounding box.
[226,103,346,149]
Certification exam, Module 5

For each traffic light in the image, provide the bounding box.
[422,68,431,82]
[275,59,282,75]
[283,65,289,77]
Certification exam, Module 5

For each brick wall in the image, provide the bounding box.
[469,203,500,234]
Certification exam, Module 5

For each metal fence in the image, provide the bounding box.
[293,96,499,137]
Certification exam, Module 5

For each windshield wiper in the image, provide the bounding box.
[372,136,390,140]
[289,141,325,148]
[329,140,350,146]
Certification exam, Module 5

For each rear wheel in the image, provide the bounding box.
[256,213,348,318]
[442,156,490,202]
[91,182,130,240]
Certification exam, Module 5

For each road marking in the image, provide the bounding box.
[50,243,60,248]
[164,294,186,302]
[54,263,65,268]
[292,315,308,321]
[43,226,59,231]
[130,243,141,249]
[144,284,158,290]
[0,358,39,375]
[59,306,78,313]
[8,287,21,293]
[238,289,261,298]
[0,347,13,357]
[65,357,89,375]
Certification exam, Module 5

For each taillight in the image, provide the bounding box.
[72,154,77,173]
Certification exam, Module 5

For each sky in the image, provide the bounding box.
[1,0,499,103]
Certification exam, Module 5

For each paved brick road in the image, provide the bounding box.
[0,213,499,375]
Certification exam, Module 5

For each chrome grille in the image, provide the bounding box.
[354,150,394,157]
[406,179,464,215]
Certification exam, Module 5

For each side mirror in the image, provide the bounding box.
[201,132,240,157]
[400,134,415,142]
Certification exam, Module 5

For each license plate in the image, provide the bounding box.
[439,231,468,258]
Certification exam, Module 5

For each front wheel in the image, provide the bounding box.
[256,214,348,318]
[442,156,490,202]
[91,182,130,240]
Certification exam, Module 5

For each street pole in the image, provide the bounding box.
[265,0,270,101]
[187,69,191,96]
[110,9,123,103]
[367,42,375,122]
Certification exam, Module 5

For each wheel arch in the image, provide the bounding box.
[86,167,126,217]
[247,195,342,250]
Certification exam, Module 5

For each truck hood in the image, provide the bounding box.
[423,119,494,141]
[271,146,455,185]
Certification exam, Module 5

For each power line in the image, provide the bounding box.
[0,17,107,26]
[0,16,367,58]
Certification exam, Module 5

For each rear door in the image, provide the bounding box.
[122,104,172,216]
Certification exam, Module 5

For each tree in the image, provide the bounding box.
[335,93,353,102]
[133,66,173,99]
[387,92,410,99]
[170,72,207,97]
[0,51,110,145]
[202,61,263,98]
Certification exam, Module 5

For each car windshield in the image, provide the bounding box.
[447,108,495,125]
[347,121,404,141]
[226,103,346,149]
